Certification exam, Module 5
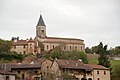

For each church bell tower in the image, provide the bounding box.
[36,14,46,38]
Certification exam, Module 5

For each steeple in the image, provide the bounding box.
[37,14,46,26]
[36,14,46,38]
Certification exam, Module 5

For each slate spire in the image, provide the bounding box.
[37,14,46,26]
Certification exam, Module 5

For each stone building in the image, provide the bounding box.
[51,59,110,80]
[41,59,52,79]
[11,37,35,54]
[0,63,42,80]
[0,70,15,80]
[35,15,85,53]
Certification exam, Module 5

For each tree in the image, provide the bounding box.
[0,39,13,53]
[85,47,92,53]
[45,47,88,64]
[97,42,110,68]
[111,64,120,80]
[91,46,98,53]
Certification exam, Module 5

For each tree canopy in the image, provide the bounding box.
[45,46,88,63]
[97,42,110,68]
[0,39,13,53]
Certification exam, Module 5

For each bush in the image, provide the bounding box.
[0,52,25,61]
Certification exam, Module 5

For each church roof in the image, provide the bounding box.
[40,37,84,45]
[37,14,46,26]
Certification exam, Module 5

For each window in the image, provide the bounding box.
[35,71,38,74]
[104,71,106,75]
[53,45,54,48]
[14,45,16,49]
[47,45,49,49]
[42,30,44,33]
[97,78,100,80]
[17,71,21,74]
[23,51,26,54]
[97,71,99,74]
[23,45,26,48]
[47,66,49,68]
[6,76,9,80]
[88,78,92,80]
[47,73,49,76]
[75,46,77,50]
[64,46,66,50]
[70,46,71,50]
[30,44,32,46]
[81,47,82,50]
[34,77,39,80]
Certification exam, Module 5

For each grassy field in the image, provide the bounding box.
[88,58,120,71]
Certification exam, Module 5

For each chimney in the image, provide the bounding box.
[78,59,82,62]
[55,58,57,60]
[30,60,34,64]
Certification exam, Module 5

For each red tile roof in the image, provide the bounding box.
[46,37,84,41]
[55,59,92,71]
[13,40,27,45]
[85,64,109,70]
[13,39,35,45]
[41,37,84,45]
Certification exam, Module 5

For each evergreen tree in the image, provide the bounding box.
[97,42,110,68]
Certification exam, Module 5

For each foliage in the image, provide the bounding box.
[91,46,98,53]
[0,53,25,61]
[36,53,42,58]
[61,72,78,80]
[111,64,120,80]
[0,39,13,53]
[45,46,88,63]
[109,46,120,54]
[97,42,110,68]
[85,47,92,53]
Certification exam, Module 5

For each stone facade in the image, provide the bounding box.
[35,14,85,53]
[11,38,35,54]
[51,59,110,80]
[41,59,52,79]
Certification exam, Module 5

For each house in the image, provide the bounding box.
[86,64,110,80]
[11,14,85,54]
[51,59,93,80]
[41,59,52,79]
[0,63,42,80]
[51,59,110,80]
[11,37,35,54]
[0,70,15,80]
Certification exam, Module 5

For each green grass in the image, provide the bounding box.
[110,60,120,67]
[88,58,98,64]
[88,58,120,70]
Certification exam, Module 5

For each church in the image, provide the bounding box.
[11,15,85,54]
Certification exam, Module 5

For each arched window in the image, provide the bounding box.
[81,78,87,80]
[88,78,92,80]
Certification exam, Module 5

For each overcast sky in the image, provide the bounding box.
[0,0,120,48]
